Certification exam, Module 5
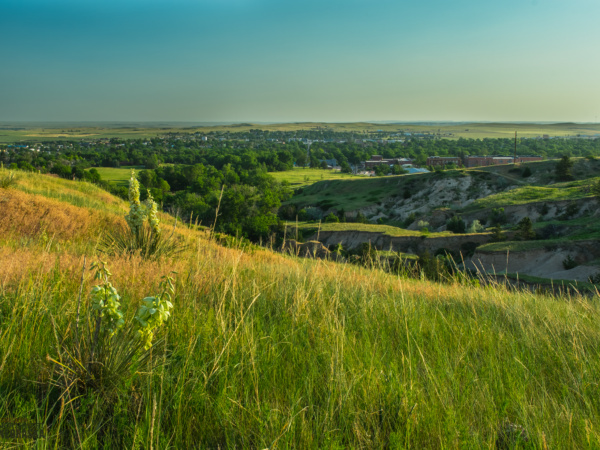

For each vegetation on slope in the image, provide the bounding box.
[1,171,600,447]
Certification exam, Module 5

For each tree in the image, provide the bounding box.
[324,212,339,223]
[340,161,352,174]
[555,155,573,181]
[446,215,466,234]
[295,152,308,168]
[145,154,160,170]
[491,223,506,242]
[516,217,535,240]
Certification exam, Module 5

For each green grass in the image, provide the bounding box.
[92,166,142,186]
[288,221,453,237]
[2,171,600,447]
[502,272,599,292]
[462,183,594,212]
[289,174,420,211]
[270,168,364,187]
[478,238,571,253]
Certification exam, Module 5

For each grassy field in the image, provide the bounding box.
[2,121,600,142]
[461,181,596,212]
[288,173,423,211]
[2,168,600,447]
[93,166,141,186]
[270,168,364,187]
[287,221,453,238]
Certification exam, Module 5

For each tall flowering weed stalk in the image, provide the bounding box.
[134,274,175,349]
[124,171,147,235]
[90,261,125,337]
[101,171,183,259]
[48,261,177,425]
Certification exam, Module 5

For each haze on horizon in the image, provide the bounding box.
[2,0,599,124]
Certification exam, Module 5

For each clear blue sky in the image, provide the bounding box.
[1,0,599,123]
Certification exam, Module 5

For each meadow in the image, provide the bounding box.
[92,166,142,187]
[270,168,364,187]
[287,221,453,238]
[1,168,600,448]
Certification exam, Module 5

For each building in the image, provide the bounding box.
[463,155,543,168]
[426,156,461,167]
[364,155,412,168]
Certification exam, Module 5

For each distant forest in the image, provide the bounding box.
[2,136,599,240]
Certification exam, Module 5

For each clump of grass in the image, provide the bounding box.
[0,169,18,189]
[100,171,184,259]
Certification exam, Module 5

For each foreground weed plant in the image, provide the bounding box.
[0,168,18,189]
[101,171,183,259]
[45,261,176,444]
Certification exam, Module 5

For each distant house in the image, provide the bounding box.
[318,158,338,169]
[364,155,412,168]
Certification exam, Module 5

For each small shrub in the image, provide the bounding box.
[537,224,565,240]
[491,223,506,242]
[460,241,479,258]
[324,212,340,223]
[538,203,550,216]
[355,211,369,224]
[446,215,466,234]
[562,255,578,270]
[467,220,485,233]
[403,213,416,228]
[490,207,507,225]
[559,202,579,220]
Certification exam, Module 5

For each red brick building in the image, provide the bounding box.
[426,156,461,167]
[463,155,543,168]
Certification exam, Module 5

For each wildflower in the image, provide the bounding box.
[125,171,147,234]
[145,190,161,235]
[134,275,175,349]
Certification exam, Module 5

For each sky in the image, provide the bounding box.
[1,0,599,123]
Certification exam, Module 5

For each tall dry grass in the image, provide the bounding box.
[0,170,599,448]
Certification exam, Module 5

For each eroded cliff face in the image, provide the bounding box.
[312,230,493,254]
[468,240,600,282]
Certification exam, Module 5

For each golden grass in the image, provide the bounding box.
[0,189,120,241]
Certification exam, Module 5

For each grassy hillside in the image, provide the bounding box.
[289,158,599,215]
[1,169,600,447]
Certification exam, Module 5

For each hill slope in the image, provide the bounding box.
[1,169,600,447]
